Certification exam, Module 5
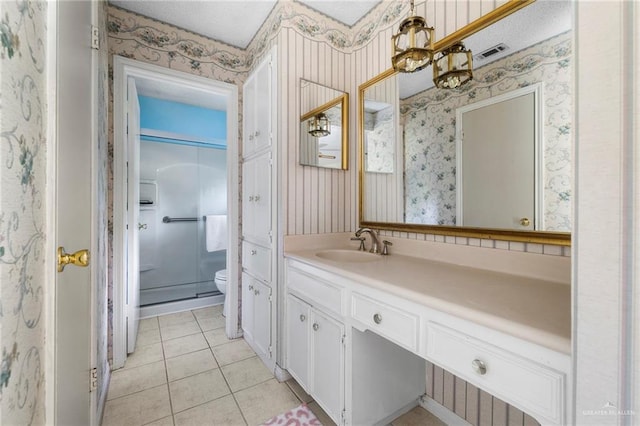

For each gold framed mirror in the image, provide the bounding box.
[358,0,572,246]
[300,79,349,170]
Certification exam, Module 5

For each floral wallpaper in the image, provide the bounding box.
[0,1,48,424]
[364,107,395,173]
[401,32,572,231]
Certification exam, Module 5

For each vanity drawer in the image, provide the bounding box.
[287,267,343,316]
[242,241,270,282]
[426,322,564,425]
[351,293,419,352]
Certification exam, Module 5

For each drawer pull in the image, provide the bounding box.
[254,289,260,296]
[248,285,254,291]
[471,359,487,375]
[250,250,257,255]
[373,313,382,324]
[312,323,319,331]
[299,314,306,322]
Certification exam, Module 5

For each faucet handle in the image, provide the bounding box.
[350,237,366,251]
[381,240,393,255]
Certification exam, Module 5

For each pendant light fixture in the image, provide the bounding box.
[391,0,434,73]
[308,112,330,137]
[432,42,473,89]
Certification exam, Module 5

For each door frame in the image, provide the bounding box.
[112,56,240,369]
[455,83,543,229]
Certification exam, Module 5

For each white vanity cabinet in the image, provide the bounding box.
[284,254,571,426]
[286,295,345,423]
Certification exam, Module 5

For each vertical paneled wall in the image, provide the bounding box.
[276,27,355,235]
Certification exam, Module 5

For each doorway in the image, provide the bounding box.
[112,56,239,369]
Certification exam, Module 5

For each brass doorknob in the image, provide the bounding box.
[57,247,90,272]
[520,217,531,227]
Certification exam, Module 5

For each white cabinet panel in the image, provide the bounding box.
[286,295,311,390]
[243,53,272,159]
[253,279,272,359]
[241,272,255,343]
[242,241,270,282]
[242,151,271,246]
[311,309,345,424]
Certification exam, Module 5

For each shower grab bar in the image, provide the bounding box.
[162,215,208,223]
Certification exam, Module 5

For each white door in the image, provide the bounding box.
[286,295,311,389]
[126,77,141,353]
[241,160,255,240]
[461,92,535,229]
[253,151,272,245]
[311,310,344,423]
[55,1,95,424]
[241,272,255,342]
[242,75,256,157]
[254,59,272,152]
[253,279,272,359]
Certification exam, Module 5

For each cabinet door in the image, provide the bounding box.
[286,295,311,390]
[253,279,272,359]
[254,59,272,153]
[252,151,272,245]
[241,160,255,240]
[242,75,256,158]
[311,309,344,423]
[241,273,255,342]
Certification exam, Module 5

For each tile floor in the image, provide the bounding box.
[102,305,445,426]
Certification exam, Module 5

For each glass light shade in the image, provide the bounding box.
[308,113,330,137]
[433,42,473,89]
[391,15,434,73]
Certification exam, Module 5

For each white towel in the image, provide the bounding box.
[205,215,227,252]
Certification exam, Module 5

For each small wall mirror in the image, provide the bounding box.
[358,0,572,245]
[300,79,349,170]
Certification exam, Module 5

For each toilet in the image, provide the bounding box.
[214,269,227,317]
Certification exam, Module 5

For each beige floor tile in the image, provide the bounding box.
[158,311,196,328]
[285,379,313,404]
[124,342,164,370]
[163,333,208,359]
[221,356,273,392]
[169,368,231,413]
[166,348,218,382]
[196,314,225,331]
[139,317,160,333]
[137,327,162,347]
[143,415,174,426]
[108,361,167,400]
[160,320,201,341]
[391,406,447,426]
[174,394,246,426]
[212,339,255,366]
[192,305,222,320]
[103,384,171,426]
[308,401,336,426]
[203,328,236,348]
[234,379,300,426]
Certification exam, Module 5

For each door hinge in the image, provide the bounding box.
[341,334,346,345]
[90,367,98,392]
[341,409,346,425]
[90,26,100,50]
[268,346,273,358]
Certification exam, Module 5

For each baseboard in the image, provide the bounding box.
[373,398,419,426]
[273,364,292,382]
[140,295,223,318]
[418,395,473,426]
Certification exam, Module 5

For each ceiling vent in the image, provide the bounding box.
[474,43,509,61]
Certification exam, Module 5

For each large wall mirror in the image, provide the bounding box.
[359,0,572,245]
[300,79,349,170]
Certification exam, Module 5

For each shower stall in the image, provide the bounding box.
[138,141,227,306]
[137,95,227,308]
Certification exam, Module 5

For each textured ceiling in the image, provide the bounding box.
[109,0,380,49]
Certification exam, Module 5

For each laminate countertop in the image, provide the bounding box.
[285,248,571,354]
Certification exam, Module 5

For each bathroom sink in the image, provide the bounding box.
[315,249,382,263]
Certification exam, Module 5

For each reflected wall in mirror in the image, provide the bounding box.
[359,1,572,244]
[300,79,349,170]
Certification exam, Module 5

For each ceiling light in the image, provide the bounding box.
[308,113,330,137]
[433,42,473,89]
[391,0,434,73]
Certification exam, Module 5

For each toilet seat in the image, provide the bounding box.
[214,269,227,282]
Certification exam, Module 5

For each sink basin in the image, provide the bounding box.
[315,249,382,263]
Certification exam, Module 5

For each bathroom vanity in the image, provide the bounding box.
[283,235,571,426]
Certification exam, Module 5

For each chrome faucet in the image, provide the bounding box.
[355,227,382,254]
